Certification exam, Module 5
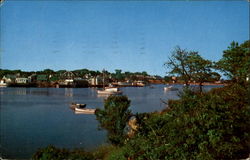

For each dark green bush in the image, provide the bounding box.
[113,84,250,160]
[32,145,93,160]
[95,95,132,146]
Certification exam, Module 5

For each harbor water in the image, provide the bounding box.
[0,84,221,159]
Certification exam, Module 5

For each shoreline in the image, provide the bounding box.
[165,82,225,86]
[1,82,226,88]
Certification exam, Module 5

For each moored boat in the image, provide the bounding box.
[70,103,96,114]
[97,69,123,95]
[97,87,122,95]
[74,108,96,114]
[70,103,86,110]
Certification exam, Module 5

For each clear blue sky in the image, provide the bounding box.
[0,1,249,76]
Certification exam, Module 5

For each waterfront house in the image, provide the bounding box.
[2,75,16,83]
[16,77,29,84]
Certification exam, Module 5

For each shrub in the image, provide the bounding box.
[95,95,132,146]
[32,145,93,160]
[114,84,250,159]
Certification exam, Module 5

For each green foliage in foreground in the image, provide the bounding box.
[95,95,132,146]
[32,145,94,160]
[32,144,125,160]
[113,84,250,160]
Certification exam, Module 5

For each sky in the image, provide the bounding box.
[0,1,249,76]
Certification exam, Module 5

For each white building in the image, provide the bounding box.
[89,76,103,86]
[2,75,16,83]
[16,78,29,84]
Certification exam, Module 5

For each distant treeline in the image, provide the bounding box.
[0,68,158,81]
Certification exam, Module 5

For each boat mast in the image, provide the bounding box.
[102,69,105,89]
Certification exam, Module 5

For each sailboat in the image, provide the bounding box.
[97,69,122,95]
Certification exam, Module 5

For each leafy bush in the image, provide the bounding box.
[32,145,93,160]
[95,95,132,146]
[113,84,250,159]
[92,145,117,160]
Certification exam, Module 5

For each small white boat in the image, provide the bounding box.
[97,69,122,95]
[74,108,96,114]
[164,86,178,91]
[97,90,122,95]
[70,103,96,114]
[97,87,122,95]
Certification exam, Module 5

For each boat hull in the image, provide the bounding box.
[97,90,122,95]
[74,108,96,114]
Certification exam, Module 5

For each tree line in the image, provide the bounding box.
[0,68,152,82]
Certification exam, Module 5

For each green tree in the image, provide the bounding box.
[42,69,55,75]
[164,46,192,86]
[141,71,148,76]
[165,46,216,91]
[95,95,132,146]
[216,40,250,84]
[89,70,99,77]
[187,52,213,92]
[72,69,89,77]
[164,76,172,82]
[114,69,124,81]
[124,71,133,80]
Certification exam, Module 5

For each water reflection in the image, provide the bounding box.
[65,88,73,97]
[96,94,109,98]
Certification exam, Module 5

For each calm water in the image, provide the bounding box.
[0,84,221,159]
